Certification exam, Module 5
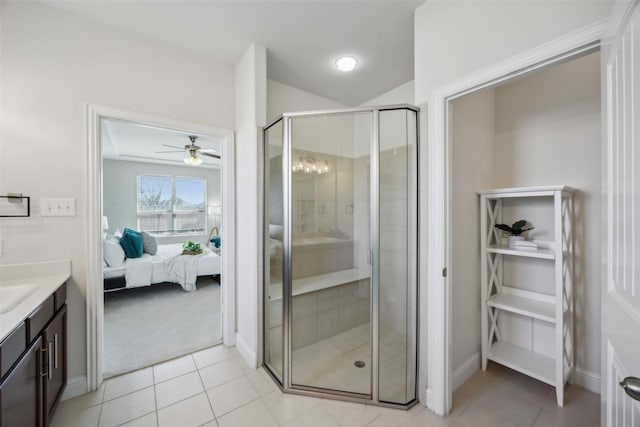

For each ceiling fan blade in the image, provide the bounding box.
[155,150,184,154]
[199,152,221,159]
[162,144,186,150]
[198,148,219,153]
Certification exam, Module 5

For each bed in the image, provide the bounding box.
[103,243,221,292]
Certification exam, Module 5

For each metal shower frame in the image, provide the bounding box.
[261,104,420,408]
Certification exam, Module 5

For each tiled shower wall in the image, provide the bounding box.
[267,278,371,357]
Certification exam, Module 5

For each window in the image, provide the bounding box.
[137,175,206,235]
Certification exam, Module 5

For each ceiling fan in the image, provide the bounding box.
[156,135,220,166]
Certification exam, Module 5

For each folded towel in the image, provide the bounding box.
[513,240,538,251]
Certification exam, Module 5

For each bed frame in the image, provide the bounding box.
[103,274,221,292]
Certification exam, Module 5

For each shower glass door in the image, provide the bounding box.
[289,112,372,395]
[378,109,417,404]
[264,119,284,382]
[263,105,418,407]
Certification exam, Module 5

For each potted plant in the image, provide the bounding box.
[495,220,534,248]
[181,241,203,255]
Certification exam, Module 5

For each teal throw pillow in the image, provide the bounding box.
[119,228,143,258]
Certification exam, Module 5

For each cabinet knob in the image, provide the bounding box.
[620,377,640,402]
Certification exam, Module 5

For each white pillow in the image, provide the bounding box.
[141,231,158,255]
[103,239,125,267]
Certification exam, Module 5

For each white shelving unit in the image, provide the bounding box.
[478,185,575,406]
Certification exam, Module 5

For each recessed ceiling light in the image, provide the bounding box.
[335,56,358,72]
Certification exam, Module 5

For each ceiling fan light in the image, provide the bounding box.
[184,155,202,166]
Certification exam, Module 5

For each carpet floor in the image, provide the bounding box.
[103,276,222,378]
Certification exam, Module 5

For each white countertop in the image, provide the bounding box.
[0,260,70,342]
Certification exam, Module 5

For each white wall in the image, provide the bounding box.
[267,79,356,157]
[103,159,221,245]
[450,89,496,389]
[268,78,414,119]
[234,44,266,367]
[360,80,414,107]
[493,52,602,385]
[0,1,234,385]
[450,52,601,391]
[267,79,346,122]
[414,1,612,104]
[414,2,611,403]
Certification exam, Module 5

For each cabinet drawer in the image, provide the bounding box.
[26,294,54,343]
[54,283,67,312]
[0,322,26,379]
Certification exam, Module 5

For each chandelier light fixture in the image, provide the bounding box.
[292,157,329,174]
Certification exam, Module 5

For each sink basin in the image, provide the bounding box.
[0,284,38,314]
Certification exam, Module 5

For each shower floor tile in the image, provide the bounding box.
[290,323,411,402]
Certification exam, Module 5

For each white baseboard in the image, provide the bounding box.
[235,333,257,369]
[61,376,88,401]
[452,352,481,391]
[572,367,600,394]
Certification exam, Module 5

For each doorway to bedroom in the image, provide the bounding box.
[100,118,224,378]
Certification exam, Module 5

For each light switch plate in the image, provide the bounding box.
[40,198,76,217]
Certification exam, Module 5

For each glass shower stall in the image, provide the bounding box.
[263,105,418,407]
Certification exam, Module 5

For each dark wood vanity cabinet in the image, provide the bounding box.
[0,283,67,427]
[0,336,43,427]
[43,305,66,424]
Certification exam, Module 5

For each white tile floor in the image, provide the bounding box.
[52,344,600,427]
[289,324,412,402]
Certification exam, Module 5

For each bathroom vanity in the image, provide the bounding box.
[0,262,70,427]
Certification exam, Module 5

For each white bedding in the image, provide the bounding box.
[165,254,199,292]
[124,254,153,288]
[103,244,221,291]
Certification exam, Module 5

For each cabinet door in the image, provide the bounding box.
[43,306,66,423]
[0,336,43,427]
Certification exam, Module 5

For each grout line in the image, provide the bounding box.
[153,364,199,386]
[151,365,160,426]
[196,357,218,421]
[114,410,156,427]
[193,350,240,371]
[530,406,544,427]
[102,381,156,404]
[198,418,219,427]
[364,413,381,426]
[96,403,104,427]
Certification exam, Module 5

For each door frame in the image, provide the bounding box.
[425,21,605,415]
[85,105,236,391]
